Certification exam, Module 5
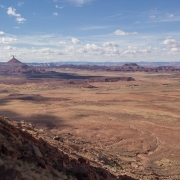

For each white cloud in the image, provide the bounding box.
[78,48,87,54]
[18,2,24,6]
[161,37,180,53]
[4,46,16,50]
[81,26,109,31]
[16,17,26,23]
[166,36,172,39]
[149,15,156,19]
[114,30,138,36]
[57,52,64,55]
[53,12,58,16]
[61,44,104,56]
[17,52,28,58]
[60,43,121,57]
[0,37,18,44]
[71,38,81,44]
[104,49,120,57]
[53,0,91,5]
[170,48,180,52]
[0,5,5,8]
[0,31,5,35]
[32,49,37,53]
[14,27,20,29]
[103,46,121,57]
[114,30,128,36]
[66,46,75,51]
[131,32,138,35]
[85,44,103,54]
[39,48,54,54]
[59,41,66,45]
[166,13,174,18]
[69,0,92,6]
[55,5,63,9]
[7,7,20,17]
[7,7,26,23]
[1,32,179,62]
[86,44,101,51]
[62,46,76,55]
[122,46,151,55]
[162,37,179,47]
[102,42,119,48]
[147,11,180,23]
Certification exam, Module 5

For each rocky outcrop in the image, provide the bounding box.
[0,57,44,75]
[1,143,17,159]
[0,116,137,180]
[6,56,28,66]
[0,164,22,180]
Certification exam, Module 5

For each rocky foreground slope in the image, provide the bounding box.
[0,116,136,180]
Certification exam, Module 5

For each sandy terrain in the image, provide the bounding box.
[0,69,180,179]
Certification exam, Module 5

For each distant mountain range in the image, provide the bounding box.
[1,58,180,74]
[26,61,180,67]
[1,60,180,67]
[49,63,180,72]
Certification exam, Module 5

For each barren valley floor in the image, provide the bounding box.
[0,70,180,179]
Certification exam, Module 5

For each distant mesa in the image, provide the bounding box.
[123,63,139,66]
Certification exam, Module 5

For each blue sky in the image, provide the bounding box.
[0,0,180,62]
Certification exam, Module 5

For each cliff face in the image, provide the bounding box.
[0,117,136,180]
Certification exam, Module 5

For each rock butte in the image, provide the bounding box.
[6,56,25,65]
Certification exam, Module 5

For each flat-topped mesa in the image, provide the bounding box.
[123,63,139,66]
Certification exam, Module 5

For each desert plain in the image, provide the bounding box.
[0,68,180,179]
